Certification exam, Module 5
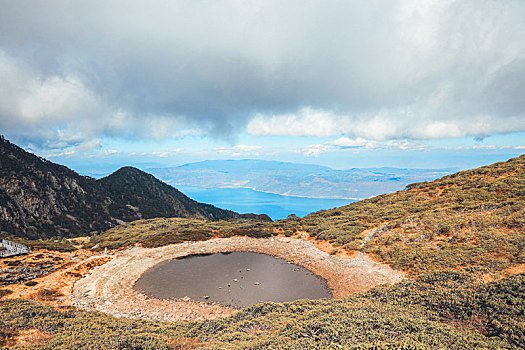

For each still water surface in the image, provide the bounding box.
[178,185,353,220]
[133,252,331,308]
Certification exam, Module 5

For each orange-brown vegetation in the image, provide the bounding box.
[1,249,110,307]
[289,154,525,275]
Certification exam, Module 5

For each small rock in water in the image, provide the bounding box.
[233,278,238,282]
[254,282,260,285]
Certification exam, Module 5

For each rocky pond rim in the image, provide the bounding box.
[71,236,404,322]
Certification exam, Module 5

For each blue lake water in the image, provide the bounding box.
[178,186,354,221]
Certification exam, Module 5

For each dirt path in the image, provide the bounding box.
[72,237,404,321]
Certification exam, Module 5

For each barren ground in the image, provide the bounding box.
[72,236,404,321]
[1,250,110,306]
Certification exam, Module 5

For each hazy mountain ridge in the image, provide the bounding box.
[149,159,456,199]
[0,137,238,239]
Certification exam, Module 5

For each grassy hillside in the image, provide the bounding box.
[1,271,523,349]
[285,154,525,274]
[88,217,273,250]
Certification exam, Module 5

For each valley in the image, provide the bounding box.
[0,139,524,349]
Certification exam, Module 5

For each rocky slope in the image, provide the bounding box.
[0,137,238,239]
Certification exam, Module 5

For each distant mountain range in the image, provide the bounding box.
[0,137,238,239]
[148,159,457,199]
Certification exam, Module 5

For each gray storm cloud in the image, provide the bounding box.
[0,0,524,149]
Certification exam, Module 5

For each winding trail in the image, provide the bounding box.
[72,236,404,321]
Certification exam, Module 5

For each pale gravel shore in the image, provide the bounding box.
[72,237,404,321]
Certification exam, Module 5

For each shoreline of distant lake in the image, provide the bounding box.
[177,185,355,221]
[241,186,362,200]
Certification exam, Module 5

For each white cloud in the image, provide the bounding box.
[76,139,102,151]
[44,150,75,158]
[151,149,184,157]
[246,108,525,141]
[215,144,262,156]
[0,1,524,148]
[104,149,121,155]
[385,140,426,151]
[303,137,428,156]
[232,145,262,152]
[472,145,498,150]
[301,144,334,157]
[329,137,371,148]
[247,108,341,137]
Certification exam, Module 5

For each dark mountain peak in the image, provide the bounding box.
[110,166,145,176]
[99,165,238,222]
[0,137,238,240]
[0,135,86,180]
[102,166,159,185]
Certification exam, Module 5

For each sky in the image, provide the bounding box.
[0,0,524,174]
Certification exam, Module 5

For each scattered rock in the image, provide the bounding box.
[0,260,57,286]
[254,282,260,285]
